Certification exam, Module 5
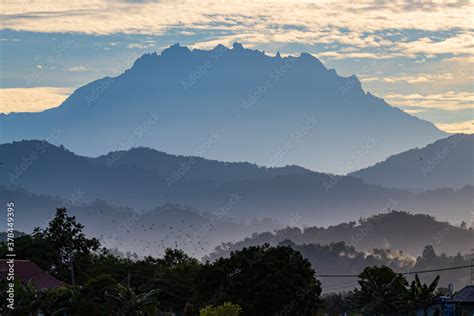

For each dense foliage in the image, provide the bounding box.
[322,268,442,315]
[0,208,453,315]
[0,208,323,315]
[196,244,322,315]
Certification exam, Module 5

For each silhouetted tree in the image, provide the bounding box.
[354,265,408,315]
[196,244,322,315]
[0,234,55,272]
[408,274,440,315]
[322,292,356,315]
[0,280,41,315]
[33,208,100,285]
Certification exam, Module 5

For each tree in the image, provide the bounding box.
[105,282,161,315]
[354,265,408,315]
[0,235,55,272]
[322,292,356,315]
[184,302,197,316]
[162,248,200,267]
[37,287,73,315]
[141,248,201,312]
[408,274,440,315]
[196,244,322,315]
[416,245,437,268]
[200,302,242,316]
[0,281,42,315]
[33,208,100,285]
[36,274,160,315]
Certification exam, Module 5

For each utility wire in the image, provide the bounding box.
[95,263,474,278]
[316,264,474,278]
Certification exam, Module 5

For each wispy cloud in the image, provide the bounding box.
[1,1,472,129]
[1,1,472,60]
[360,73,454,84]
[386,91,474,111]
[317,51,401,60]
[128,42,155,49]
[435,120,474,134]
[67,66,87,72]
[0,87,72,113]
[397,32,474,57]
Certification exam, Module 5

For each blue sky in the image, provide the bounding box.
[0,0,472,132]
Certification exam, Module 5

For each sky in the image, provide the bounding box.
[0,0,472,133]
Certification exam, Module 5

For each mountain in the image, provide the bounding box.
[1,140,472,226]
[4,185,469,291]
[206,211,471,259]
[291,240,470,293]
[92,146,312,183]
[0,186,277,258]
[351,134,474,190]
[0,43,446,173]
[205,210,473,291]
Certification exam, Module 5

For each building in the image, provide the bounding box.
[0,259,67,290]
[444,285,474,316]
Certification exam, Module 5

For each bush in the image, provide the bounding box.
[200,302,242,316]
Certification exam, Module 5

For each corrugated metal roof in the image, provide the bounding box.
[446,285,474,303]
[0,259,68,290]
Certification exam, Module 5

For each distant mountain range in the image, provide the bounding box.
[1,140,472,226]
[0,186,276,258]
[0,43,446,173]
[92,146,311,183]
[206,210,471,259]
[351,134,474,190]
[205,211,473,292]
[0,185,469,258]
[3,185,470,291]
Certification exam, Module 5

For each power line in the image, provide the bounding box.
[401,264,474,275]
[98,262,474,278]
[317,264,474,278]
[322,280,359,292]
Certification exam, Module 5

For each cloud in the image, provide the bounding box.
[402,108,426,115]
[360,73,454,84]
[128,42,155,49]
[1,1,472,61]
[317,51,400,60]
[435,120,474,134]
[0,87,72,113]
[67,66,87,72]
[0,38,21,41]
[386,91,474,111]
[397,32,474,57]
[3,1,472,34]
[1,1,472,124]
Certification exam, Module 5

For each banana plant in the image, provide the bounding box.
[408,274,440,315]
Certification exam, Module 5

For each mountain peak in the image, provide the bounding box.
[213,44,229,52]
[131,52,158,69]
[297,52,327,70]
[0,42,446,172]
[232,42,244,50]
[351,134,473,190]
[161,43,191,57]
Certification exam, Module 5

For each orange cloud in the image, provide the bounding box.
[0,87,72,113]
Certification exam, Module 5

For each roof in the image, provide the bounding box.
[0,259,67,290]
[446,285,474,303]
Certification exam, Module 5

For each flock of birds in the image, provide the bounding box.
[93,211,220,258]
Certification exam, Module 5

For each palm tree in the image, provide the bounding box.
[12,281,42,316]
[39,276,161,315]
[408,274,440,315]
[105,284,160,315]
